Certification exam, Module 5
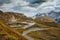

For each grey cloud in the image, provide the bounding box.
[0,0,11,6]
[30,0,46,4]
[0,0,59,17]
[12,6,22,11]
[25,0,47,7]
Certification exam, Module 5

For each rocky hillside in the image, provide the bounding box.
[0,10,31,23]
[0,10,60,40]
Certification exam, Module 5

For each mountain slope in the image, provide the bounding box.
[34,16,60,28]
[0,19,27,40]
[0,10,60,40]
[0,10,27,23]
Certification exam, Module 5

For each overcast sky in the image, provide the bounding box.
[0,0,60,17]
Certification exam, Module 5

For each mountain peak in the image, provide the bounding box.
[33,13,47,18]
[34,16,55,22]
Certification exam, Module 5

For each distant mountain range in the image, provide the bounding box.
[33,11,60,22]
[48,11,60,19]
[34,13,47,17]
